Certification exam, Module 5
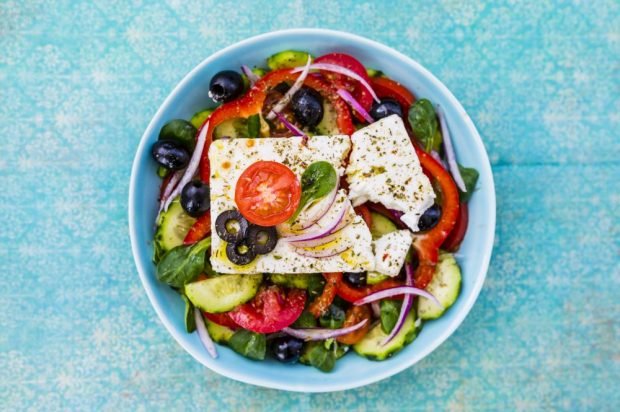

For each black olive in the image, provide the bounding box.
[318,304,346,329]
[291,87,324,128]
[180,181,210,217]
[369,98,402,120]
[246,225,277,255]
[151,139,190,170]
[273,82,290,94]
[209,70,244,103]
[225,239,256,266]
[343,272,367,288]
[418,204,442,231]
[271,336,304,363]
[215,210,249,243]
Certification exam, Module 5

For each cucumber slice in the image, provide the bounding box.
[367,271,390,285]
[190,108,213,129]
[267,50,313,70]
[204,318,235,344]
[185,274,262,313]
[269,273,322,289]
[153,198,195,261]
[417,253,462,320]
[369,212,398,239]
[213,117,248,139]
[366,68,383,78]
[353,310,417,361]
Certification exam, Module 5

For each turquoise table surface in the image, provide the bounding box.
[1,0,619,410]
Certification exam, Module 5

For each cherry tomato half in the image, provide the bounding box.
[234,161,301,226]
[203,311,239,329]
[315,53,374,122]
[229,286,306,333]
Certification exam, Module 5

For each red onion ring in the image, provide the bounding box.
[295,185,339,230]
[336,89,374,123]
[274,111,308,141]
[436,105,467,192]
[292,63,380,103]
[282,319,368,341]
[284,201,350,242]
[241,65,260,86]
[382,261,414,345]
[194,308,218,359]
[267,56,312,120]
[353,285,442,309]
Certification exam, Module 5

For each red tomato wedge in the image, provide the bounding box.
[354,204,373,228]
[202,312,239,329]
[234,161,301,226]
[229,286,306,333]
[183,213,211,245]
[315,53,374,122]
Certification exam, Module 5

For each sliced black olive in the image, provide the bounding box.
[343,272,367,288]
[209,70,244,103]
[291,87,324,128]
[180,181,210,217]
[370,98,402,120]
[270,336,303,363]
[151,139,190,170]
[215,210,249,243]
[226,239,256,266]
[246,225,277,255]
[418,204,442,231]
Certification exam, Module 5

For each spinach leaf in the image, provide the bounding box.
[229,330,266,360]
[306,274,326,300]
[319,304,345,329]
[156,237,211,288]
[247,114,260,138]
[182,295,196,333]
[301,342,336,372]
[458,164,479,203]
[293,161,337,219]
[408,99,442,152]
[293,310,317,328]
[380,299,401,334]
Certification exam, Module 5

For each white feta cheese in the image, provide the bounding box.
[345,115,435,232]
[369,230,413,278]
[209,135,374,274]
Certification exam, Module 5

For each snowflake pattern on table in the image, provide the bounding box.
[1,0,619,410]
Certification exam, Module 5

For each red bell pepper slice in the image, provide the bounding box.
[183,213,212,245]
[371,76,416,113]
[412,148,460,289]
[336,277,402,303]
[198,69,355,182]
[309,272,342,317]
[442,202,469,252]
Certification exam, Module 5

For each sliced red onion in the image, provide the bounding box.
[292,63,380,103]
[241,65,260,86]
[158,169,184,214]
[382,261,414,345]
[163,121,209,211]
[288,227,344,248]
[194,308,218,358]
[336,89,374,123]
[274,111,308,141]
[295,185,339,230]
[430,150,447,169]
[353,285,443,309]
[436,105,467,192]
[294,244,350,258]
[282,319,368,341]
[283,201,349,242]
[371,301,381,317]
[266,56,311,121]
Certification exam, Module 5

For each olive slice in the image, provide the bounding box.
[246,225,278,255]
[226,239,256,266]
[215,210,249,243]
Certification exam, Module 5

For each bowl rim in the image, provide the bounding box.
[129,27,496,392]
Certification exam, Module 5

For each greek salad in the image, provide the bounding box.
[150,50,479,371]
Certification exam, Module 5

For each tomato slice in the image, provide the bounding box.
[309,272,342,318]
[354,205,372,228]
[315,53,374,122]
[336,305,371,345]
[183,213,211,245]
[203,311,239,329]
[229,286,306,333]
[442,202,469,252]
[235,161,301,226]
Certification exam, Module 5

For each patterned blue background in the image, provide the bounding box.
[1,0,619,410]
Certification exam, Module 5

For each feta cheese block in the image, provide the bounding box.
[209,135,375,274]
[345,115,435,232]
[369,230,413,278]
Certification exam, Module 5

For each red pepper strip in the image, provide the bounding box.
[354,204,372,228]
[336,277,402,303]
[183,213,211,245]
[309,272,342,317]
[412,148,460,289]
[442,202,469,252]
[371,76,415,112]
[199,69,355,182]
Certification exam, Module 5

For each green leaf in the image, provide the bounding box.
[293,161,337,220]
[293,310,317,328]
[306,274,326,300]
[156,237,211,288]
[408,99,442,152]
[301,342,336,372]
[247,114,260,138]
[159,119,197,150]
[182,295,196,333]
[380,299,401,334]
[319,304,345,329]
[229,330,266,360]
[457,164,479,203]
